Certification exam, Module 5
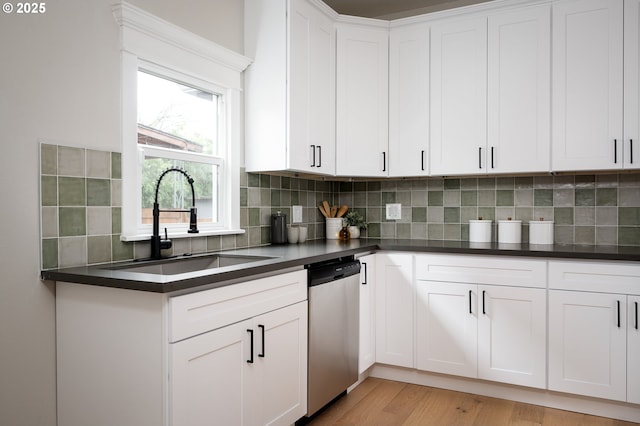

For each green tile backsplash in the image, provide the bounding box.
[40,143,640,269]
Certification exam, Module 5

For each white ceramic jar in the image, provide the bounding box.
[529,220,554,245]
[469,219,493,243]
[498,219,522,244]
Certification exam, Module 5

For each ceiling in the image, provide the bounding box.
[322,0,491,19]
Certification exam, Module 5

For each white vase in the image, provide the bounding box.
[348,226,360,239]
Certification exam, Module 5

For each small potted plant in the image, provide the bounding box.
[344,210,368,239]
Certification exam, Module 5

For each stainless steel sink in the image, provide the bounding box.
[104,254,275,276]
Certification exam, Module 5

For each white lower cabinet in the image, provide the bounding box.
[415,254,547,389]
[357,254,377,374]
[375,253,414,368]
[629,295,640,404]
[171,302,308,426]
[548,260,640,403]
[55,269,308,426]
[416,281,546,388]
[548,290,627,401]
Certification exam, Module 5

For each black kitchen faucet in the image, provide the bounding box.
[150,167,199,259]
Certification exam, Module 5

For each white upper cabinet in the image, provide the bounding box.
[487,5,551,174]
[430,15,487,176]
[388,23,430,177]
[624,0,640,170]
[245,0,336,175]
[336,19,389,177]
[552,0,624,171]
[430,5,550,176]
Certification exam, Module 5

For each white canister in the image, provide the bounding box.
[469,219,493,243]
[287,225,299,244]
[529,220,554,245]
[325,218,343,240]
[498,220,522,244]
[298,226,308,243]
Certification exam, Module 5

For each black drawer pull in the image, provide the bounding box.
[362,262,368,285]
[469,290,472,314]
[482,290,486,315]
[617,300,621,328]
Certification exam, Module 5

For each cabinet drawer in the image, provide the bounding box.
[415,254,546,288]
[169,270,307,342]
[549,260,640,294]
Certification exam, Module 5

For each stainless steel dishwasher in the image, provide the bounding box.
[304,257,361,420]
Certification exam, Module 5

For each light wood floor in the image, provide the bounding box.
[308,378,638,426]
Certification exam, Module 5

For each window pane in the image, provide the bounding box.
[141,157,219,226]
[137,70,218,155]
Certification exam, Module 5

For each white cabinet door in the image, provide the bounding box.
[416,281,478,378]
[388,23,429,177]
[170,302,307,426]
[289,0,336,174]
[548,290,627,401]
[487,5,550,174]
[624,0,640,170]
[375,253,414,368]
[551,0,624,171]
[430,15,487,176]
[628,296,640,404]
[254,302,308,426]
[358,254,377,374]
[477,285,546,389]
[336,21,389,177]
[245,0,335,175]
[171,319,250,426]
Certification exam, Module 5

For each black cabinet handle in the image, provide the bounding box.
[478,147,482,169]
[317,146,322,167]
[631,139,634,164]
[362,262,368,285]
[469,290,472,314]
[482,290,486,315]
[491,147,495,169]
[246,329,254,363]
[635,301,638,330]
[258,324,265,358]
[421,150,425,171]
[617,300,621,328]
[310,145,316,167]
[382,152,386,172]
[614,139,618,164]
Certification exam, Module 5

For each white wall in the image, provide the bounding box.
[0,1,243,424]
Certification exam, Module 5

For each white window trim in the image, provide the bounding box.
[113,1,251,241]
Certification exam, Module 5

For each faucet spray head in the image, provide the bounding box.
[188,207,199,233]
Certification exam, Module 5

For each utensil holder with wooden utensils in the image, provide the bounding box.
[319,201,348,239]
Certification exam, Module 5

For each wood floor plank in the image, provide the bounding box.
[308,378,638,426]
[307,377,383,426]
[327,379,407,425]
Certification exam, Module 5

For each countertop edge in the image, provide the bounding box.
[41,240,640,293]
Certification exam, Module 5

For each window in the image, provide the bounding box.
[114,1,250,241]
[137,69,222,229]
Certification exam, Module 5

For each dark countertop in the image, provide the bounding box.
[41,239,640,294]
